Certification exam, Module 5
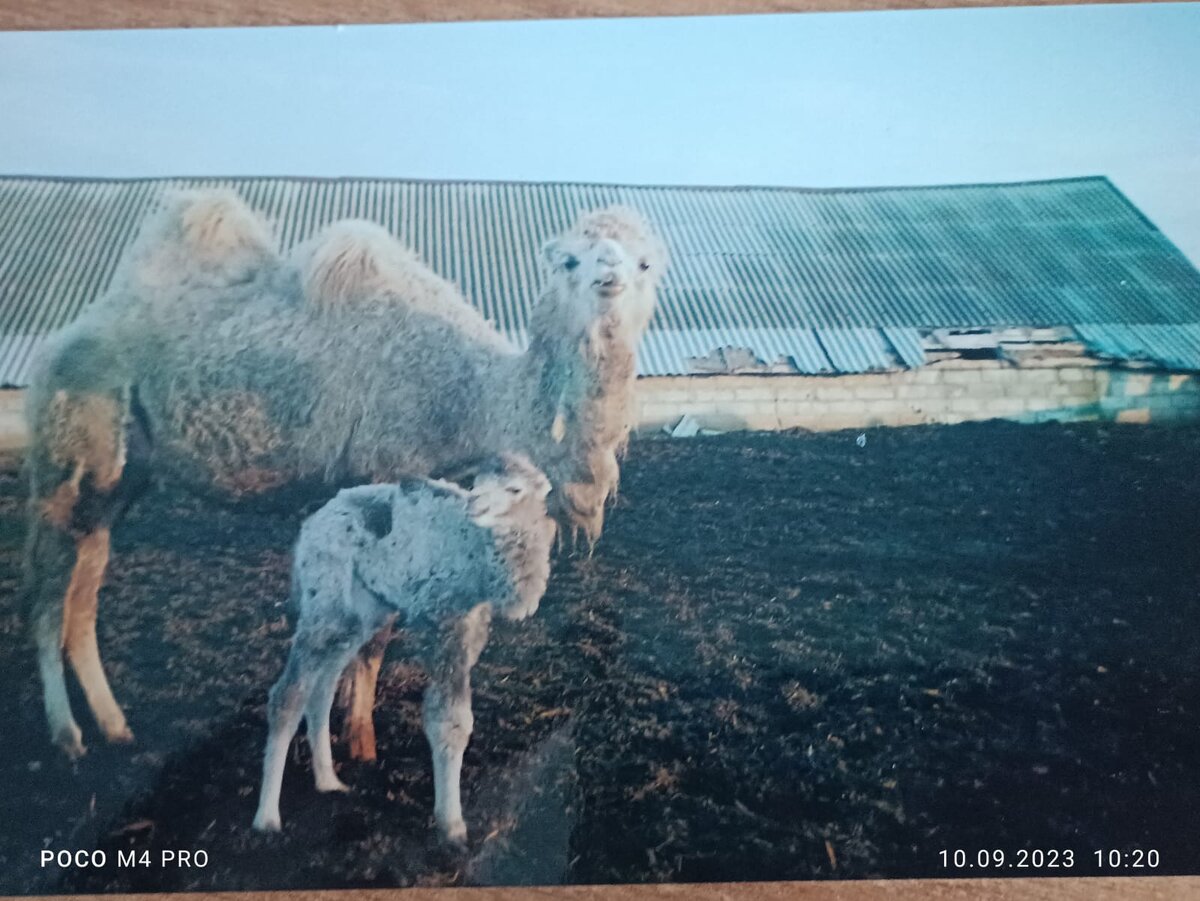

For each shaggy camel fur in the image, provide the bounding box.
[252,455,555,841]
[23,189,666,760]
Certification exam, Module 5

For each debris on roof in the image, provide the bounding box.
[688,346,782,374]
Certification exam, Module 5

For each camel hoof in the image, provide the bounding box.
[54,725,86,761]
[316,776,350,794]
[252,811,282,833]
[347,729,377,763]
[103,724,135,745]
[439,821,468,852]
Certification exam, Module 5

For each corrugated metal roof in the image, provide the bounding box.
[815,327,897,373]
[881,327,928,369]
[1075,323,1200,371]
[2,174,1199,385]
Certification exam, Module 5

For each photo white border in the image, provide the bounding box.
[0,2,1194,899]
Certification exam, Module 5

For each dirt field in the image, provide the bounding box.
[1,420,1198,894]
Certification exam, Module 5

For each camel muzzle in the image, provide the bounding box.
[594,279,626,298]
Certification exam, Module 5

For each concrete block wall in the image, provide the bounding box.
[635,363,1200,433]
[2,366,1198,453]
[0,391,24,452]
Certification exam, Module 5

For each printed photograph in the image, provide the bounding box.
[0,2,1198,892]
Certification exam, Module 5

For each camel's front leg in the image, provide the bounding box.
[422,603,492,847]
[338,616,395,761]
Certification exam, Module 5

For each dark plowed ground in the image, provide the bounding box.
[1,421,1198,893]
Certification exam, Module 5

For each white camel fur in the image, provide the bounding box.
[252,454,556,841]
[22,188,667,761]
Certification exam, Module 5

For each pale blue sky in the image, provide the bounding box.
[0,3,1198,262]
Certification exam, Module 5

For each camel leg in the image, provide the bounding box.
[340,617,395,762]
[423,603,492,847]
[253,657,312,835]
[27,386,136,757]
[253,650,313,832]
[26,512,88,759]
[255,620,366,831]
[306,656,355,794]
[63,527,132,743]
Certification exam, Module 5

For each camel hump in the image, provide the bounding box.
[299,220,419,309]
[297,220,517,351]
[118,189,278,292]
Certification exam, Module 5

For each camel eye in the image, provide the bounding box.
[564,255,580,271]
[638,260,650,271]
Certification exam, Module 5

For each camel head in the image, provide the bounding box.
[539,206,667,339]
[467,454,557,620]
[466,453,553,532]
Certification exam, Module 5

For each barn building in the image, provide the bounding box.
[2,174,1199,449]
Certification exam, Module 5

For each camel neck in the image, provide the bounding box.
[515,312,637,445]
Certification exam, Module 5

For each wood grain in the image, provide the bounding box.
[0,0,1174,31]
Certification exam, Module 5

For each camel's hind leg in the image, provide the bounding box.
[338,616,396,762]
[26,514,88,758]
[27,385,139,756]
[63,527,132,743]
[253,651,314,832]
[255,622,363,831]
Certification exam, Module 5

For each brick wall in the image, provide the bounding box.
[635,362,1200,433]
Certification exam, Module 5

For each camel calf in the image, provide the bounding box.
[252,455,556,844]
